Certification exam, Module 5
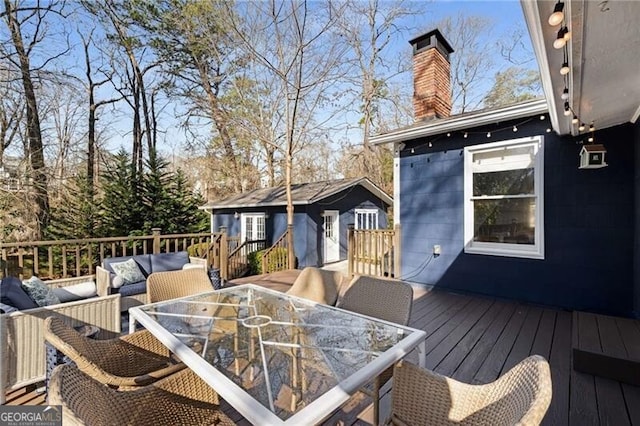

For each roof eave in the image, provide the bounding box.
[370,99,549,145]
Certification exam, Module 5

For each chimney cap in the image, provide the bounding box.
[409,29,454,59]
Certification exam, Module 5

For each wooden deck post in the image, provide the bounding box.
[152,228,161,254]
[347,225,354,278]
[219,227,228,281]
[393,223,401,279]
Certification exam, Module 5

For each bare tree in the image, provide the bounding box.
[436,13,495,113]
[1,0,69,236]
[0,68,23,168]
[226,0,349,267]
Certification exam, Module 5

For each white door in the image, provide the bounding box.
[323,210,340,263]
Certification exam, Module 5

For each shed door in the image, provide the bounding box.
[323,210,340,263]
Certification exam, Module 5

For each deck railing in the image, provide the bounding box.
[227,239,267,279]
[261,230,290,274]
[347,224,400,278]
[0,228,223,280]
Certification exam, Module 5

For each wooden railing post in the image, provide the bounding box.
[347,224,354,278]
[393,223,401,279]
[152,228,161,254]
[219,228,228,281]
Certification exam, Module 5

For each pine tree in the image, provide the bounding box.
[46,171,99,240]
[99,149,144,236]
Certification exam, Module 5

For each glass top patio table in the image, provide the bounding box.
[128,284,426,425]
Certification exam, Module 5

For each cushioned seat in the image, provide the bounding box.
[117,281,147,297]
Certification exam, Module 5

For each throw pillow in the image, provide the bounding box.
[21,276,61,307]
[1,276,38,310]
[110,258,146,285]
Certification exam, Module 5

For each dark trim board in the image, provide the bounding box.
[573,311,640,386]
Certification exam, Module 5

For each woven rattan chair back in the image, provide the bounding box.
[337,275,413,325]
[389,355,552,426]
[49,364,234,426]
[286,267,347,306]
[147,268,213,303]
[44,316,183,388]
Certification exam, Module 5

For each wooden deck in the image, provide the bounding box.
[6,271,640,425]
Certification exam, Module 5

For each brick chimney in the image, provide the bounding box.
[409,29,454,121]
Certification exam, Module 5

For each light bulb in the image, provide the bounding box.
[548,2,565,26]
[553,29,567,49]
[546,128,552,133]
[463,132,468,138]
[428,141,432,148]
[563,26,571,41]
[563,102,571,116]
[411,148,415,153]
[560,62,570,75]
[446,133,451,137]
[589,124,595,132]
[561,87,569,100]
[486,132,491,138]
[588,136,594,143]
[572,115,579,124]
[540,115,546,120]
[579,123,585,132]
[513,125,518,132]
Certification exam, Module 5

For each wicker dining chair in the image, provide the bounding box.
[44,316,184,388]
[146,267,214,303]
[48,364,234,426]
[387,355,552,426]
[336,275,414,425]
[286,266,347,305]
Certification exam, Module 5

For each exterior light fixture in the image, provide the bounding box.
[579,123,586,132]
[234,211,240,220]
[553,28,568,49]
[548,2,565,26]
[561,87,569,100]
[560,62,570,75]
[564,102,571,116]
[572,115,579,124]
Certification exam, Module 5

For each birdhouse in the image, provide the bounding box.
[579,144,607,169]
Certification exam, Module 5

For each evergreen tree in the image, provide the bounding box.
[166,169,208,233]
[46,171,99,240]
[98,149,144,236]
[141,151,173,233]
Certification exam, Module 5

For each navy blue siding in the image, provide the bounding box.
[634,121,640,315]
[400,118,636,316]
[210,185,390,268]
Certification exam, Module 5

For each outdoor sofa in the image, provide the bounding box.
[96,251,207,312]
[0,275,121,403]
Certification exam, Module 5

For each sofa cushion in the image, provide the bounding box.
[52,281,97,303]
[111,259,147,285]
[103,255,152,276]
[150,251,189,273]
[117,280,147,297]
[0,302,18,314]
[1,276,38,310]
[21,276,61,307]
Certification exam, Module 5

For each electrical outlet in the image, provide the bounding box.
[433,245,441,256]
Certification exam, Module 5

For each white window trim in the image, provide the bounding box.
[240,213,266,242]
[463,136,545,259]
[355,208,379,230]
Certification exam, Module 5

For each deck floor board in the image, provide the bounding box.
[8,273,640,425]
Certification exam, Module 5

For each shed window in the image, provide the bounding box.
[355,209,379,230]
[464,136,544,259]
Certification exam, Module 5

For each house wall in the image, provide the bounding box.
[399,117,636,316]
[210,185,390,269]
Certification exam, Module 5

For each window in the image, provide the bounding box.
[355,209,379,230]
[464,136,544,259]
[241,213,266,242]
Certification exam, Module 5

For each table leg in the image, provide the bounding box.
[129,317,137,334]
[418,340,426,368]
